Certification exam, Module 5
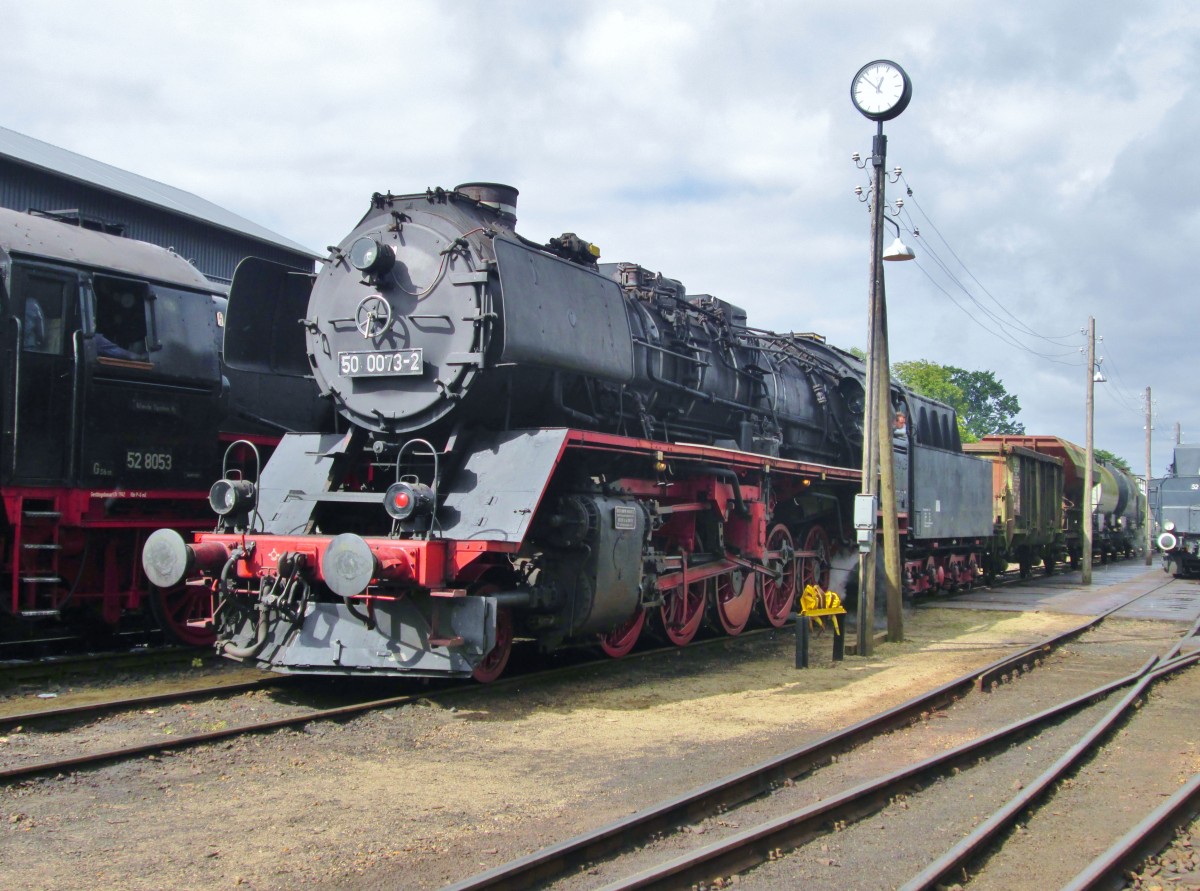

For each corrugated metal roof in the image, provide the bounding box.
[0,126,317,258]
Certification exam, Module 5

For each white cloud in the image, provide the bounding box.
[2,0,1198,470]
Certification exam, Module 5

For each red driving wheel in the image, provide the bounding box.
[758,524,797,628]
[151,581,217,647]
[598,608,646,658]
[713,570,755,635]
[471,602,513,683]
[660,579,706,646]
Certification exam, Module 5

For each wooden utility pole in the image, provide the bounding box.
[856,125,886,658]
[1145,386,1153,566]
[875,284,904,642]
[1082,316,1096,585]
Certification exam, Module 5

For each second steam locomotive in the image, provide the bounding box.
[0,207,330,645]
[143,183,1142,680]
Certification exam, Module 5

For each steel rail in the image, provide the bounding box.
[973,574,1179,691]
[1060,772,1200,891]
[440,610,1126,891]
[900,620,1200,890]
[0,643,203,684]
[0,685,447,783]
[0,624,790,783]
[590,655,1186,891]
[0,675,294,729]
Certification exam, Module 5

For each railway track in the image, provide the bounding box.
[440,577,1190,891]
[1063,775,1200,890]
[588,649,1200,891]
[0,642,202,686]
[0,673,293,728]
[0,623,803,784]
[896,621,1200,891]
[1,569,1165,787]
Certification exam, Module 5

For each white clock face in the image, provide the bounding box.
[853,63,907,115]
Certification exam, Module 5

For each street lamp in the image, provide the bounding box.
[850,60,913,654]
[881,216,916,262]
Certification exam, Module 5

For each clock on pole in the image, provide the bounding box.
[850,58,912,653]
[851,60,912,122]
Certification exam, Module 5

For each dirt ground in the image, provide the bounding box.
[0,607,1178,890]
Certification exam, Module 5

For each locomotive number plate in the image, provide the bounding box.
[126,450,173,471]
[338,348,423,377]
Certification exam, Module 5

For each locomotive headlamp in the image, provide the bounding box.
[1159,531,1179,551]
[348,237,396,276]
[1164,520,1176,532]
[209,478,257,517]
[385,481,436,521]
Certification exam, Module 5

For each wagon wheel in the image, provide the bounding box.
[710,570,755,636]
[598,607,645,658]
[150,581,217,647]
[982,556,998,587]
[945,559,961,593]
[964,556,979,590]
[1043,554,1056,576]
[471,604,513,683]
[758,524,797,628]
[798,524,832,592]
[660,579,707,646]
[925,558,940,593]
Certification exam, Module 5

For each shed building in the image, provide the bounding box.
[0,126,314,284]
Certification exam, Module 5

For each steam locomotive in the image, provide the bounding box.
[0,206,330,645]
[143,183,1013,680]
[1151,444,1200,576]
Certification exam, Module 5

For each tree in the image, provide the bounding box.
[893,360,1024,443]
[950,368,1024,440]
[1094,448,1131,473]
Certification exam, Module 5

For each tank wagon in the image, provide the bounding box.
[0,207,329,644]
[1153,444,1200,577]
[143,183,998,680]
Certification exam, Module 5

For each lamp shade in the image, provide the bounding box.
[882,237,915,261]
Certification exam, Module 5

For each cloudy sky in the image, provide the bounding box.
[4,1,1197,474]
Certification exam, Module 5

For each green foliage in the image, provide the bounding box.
[893,360,1024,443]
[893,360,964,411]
[1094,448,1131,473]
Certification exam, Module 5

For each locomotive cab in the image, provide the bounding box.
[0,220,226,489]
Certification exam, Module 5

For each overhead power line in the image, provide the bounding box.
[871,171,1085,368]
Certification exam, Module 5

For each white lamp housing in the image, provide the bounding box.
[882,236,916,261]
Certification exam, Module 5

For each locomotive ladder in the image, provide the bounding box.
[11,496,64,617]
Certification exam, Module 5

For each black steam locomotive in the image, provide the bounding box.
[1151,444,1200,576]
[0,206,329,644]
[144,183,997,680]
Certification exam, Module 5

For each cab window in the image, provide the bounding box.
[14,265,74,355]
[92,275,151,360]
